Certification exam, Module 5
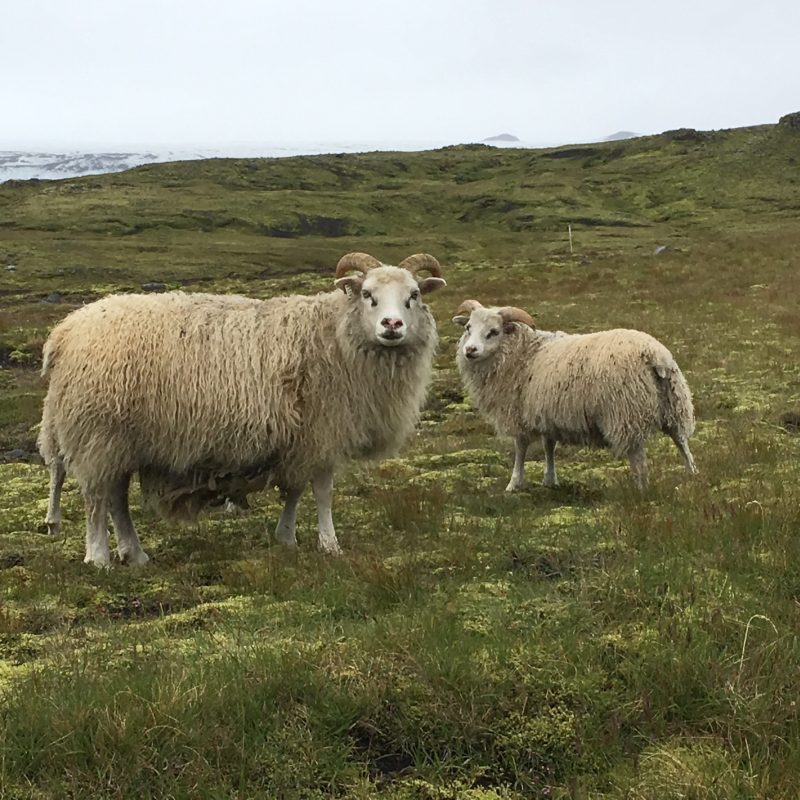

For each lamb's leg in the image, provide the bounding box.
[45,456,66,536]
[505,434,531,492]
[84,493,111,567]
[669,431,698,475]
[311,468,341,555]
[627,444,649,491]
[275,485,304,546]
[110,474,150,566]
[542,435,559,488]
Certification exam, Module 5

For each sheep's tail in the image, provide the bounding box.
[652,361,695,439]
[37,399,59,466]
[41,337,57,379]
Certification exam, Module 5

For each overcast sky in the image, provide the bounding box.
[2,0,798,149]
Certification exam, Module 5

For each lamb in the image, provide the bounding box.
[38,252,446,566]
[453,299,697,491]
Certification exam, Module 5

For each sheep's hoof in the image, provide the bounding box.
[319,540,343,556]
[274,529,298,547]
[542,478,560,488]
[119,548,150,567]
[46,520,62,536]
[505,481,525,493]
[84,552,111,569]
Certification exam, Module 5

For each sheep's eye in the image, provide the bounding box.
[486,328,499,339]
[465,324,471,333]
[410,290,420,301]
[361,290,371,300]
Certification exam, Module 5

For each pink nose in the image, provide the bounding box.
[381,317,404,331]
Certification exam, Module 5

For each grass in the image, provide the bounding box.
[1,121,800,798]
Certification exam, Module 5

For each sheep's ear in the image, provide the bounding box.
[335,275,363,295]
[418,277,446,295]
[452,315,469,326]
[503,321,517,334]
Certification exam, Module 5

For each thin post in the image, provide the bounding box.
[568,224,573,254]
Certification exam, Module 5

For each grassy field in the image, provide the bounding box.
[1,122,800,798]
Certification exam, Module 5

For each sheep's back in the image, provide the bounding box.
[525,329,675,451]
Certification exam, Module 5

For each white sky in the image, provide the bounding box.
[2,0,799,148]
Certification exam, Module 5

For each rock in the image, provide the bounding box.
[5,264,16,272]
[1,448,41,463]
[779,411,800,432]
[142,282,167,292]
[43,291,62,303]
[654,245,671,255]
[0,553,25,569]
[778,111,800,131]
[664,128,712,142]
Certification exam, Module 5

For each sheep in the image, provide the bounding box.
[37,252,446,566]
[453,299,697,491]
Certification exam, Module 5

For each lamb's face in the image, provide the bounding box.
[337,265,446,348]
[453,308,507,362]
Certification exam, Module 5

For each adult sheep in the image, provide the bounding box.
[453,299,697,491]
[38,252,446,566]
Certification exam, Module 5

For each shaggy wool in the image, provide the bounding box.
[457,325,695,454]
[39,288,438,516]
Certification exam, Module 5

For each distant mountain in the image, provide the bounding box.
[603,131,639,141]
[483,133,520,143]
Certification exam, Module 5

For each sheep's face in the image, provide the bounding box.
[453,308,509,362]
[336,265,445,348]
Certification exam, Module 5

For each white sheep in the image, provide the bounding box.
[38,252,446,565]
[453,300,697,490]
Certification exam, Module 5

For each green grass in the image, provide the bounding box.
[1,121,800,798]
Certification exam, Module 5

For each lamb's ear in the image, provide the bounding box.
[418,277,446,294]
[334,275,364,295]
[452,315,469,326]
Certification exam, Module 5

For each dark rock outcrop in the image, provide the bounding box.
[778,112,800,131]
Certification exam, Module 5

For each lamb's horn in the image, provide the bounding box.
[335,252,382,278]
[398,253,443,278]
[455,299,484,316]
[498,306,536,329]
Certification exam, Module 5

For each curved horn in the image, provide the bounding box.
[455,299,484,317]
[335,252,382,279]
[398,253,443,278]
[498,306,536,329]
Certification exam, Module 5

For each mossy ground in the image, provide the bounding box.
[1,125,800,798]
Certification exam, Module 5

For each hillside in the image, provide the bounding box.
[1,121,800,798]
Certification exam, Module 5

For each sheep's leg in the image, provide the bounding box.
[45,455,66,536]
[84,493,111,567]
[275,485,304,546]
[311,469,341,555]
[505,434,531,492]
[110,474,150,566]
[542,435,559,488]
[669,431,698,475]
[627,445,649,491]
